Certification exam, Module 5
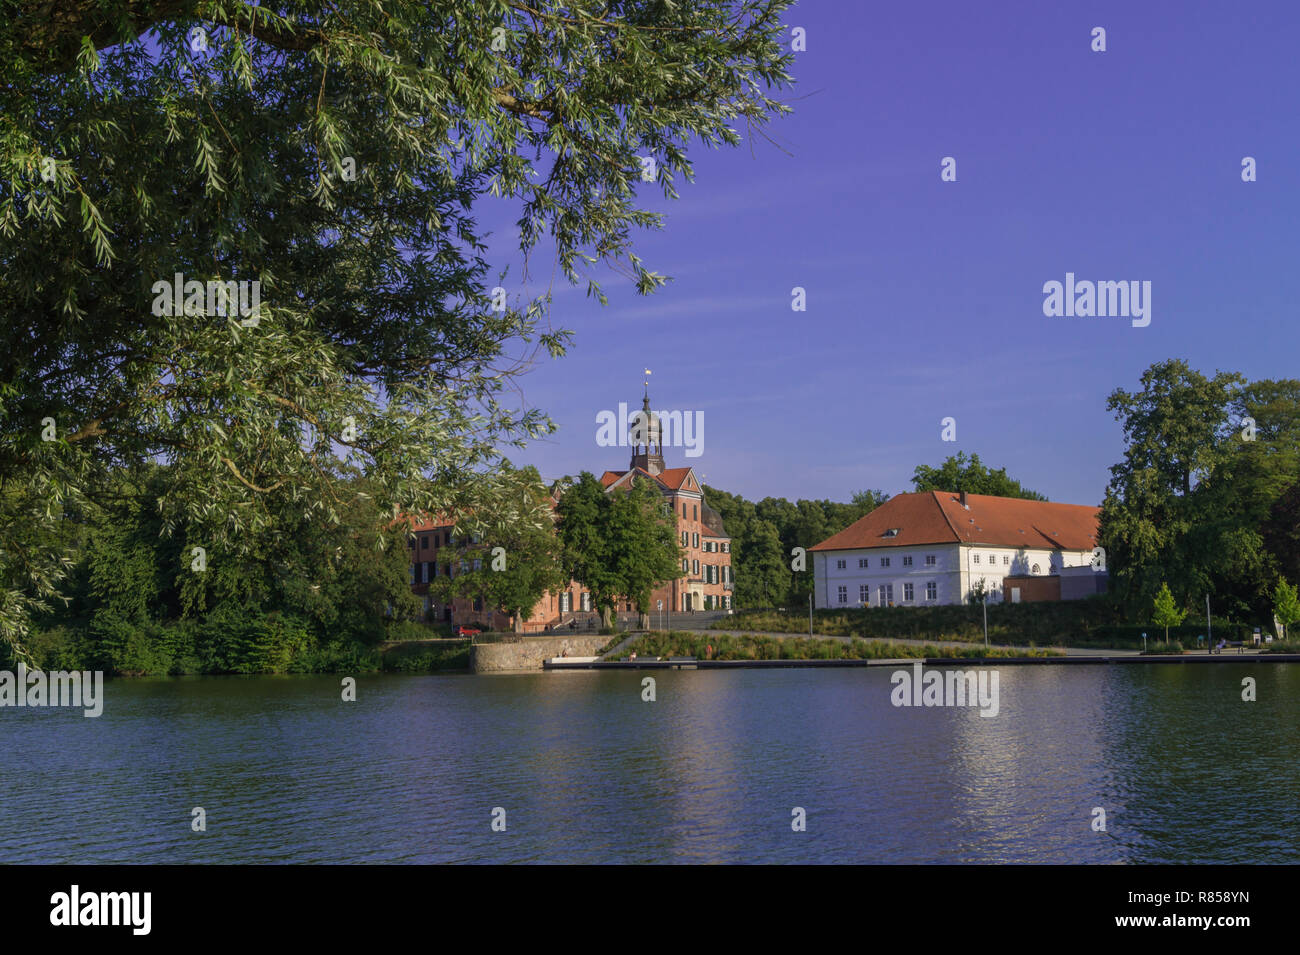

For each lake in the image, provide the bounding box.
[3,663,1297,863]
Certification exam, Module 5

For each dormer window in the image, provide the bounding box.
[882,528,900,538]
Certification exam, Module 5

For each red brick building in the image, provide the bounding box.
[408,391,733,631]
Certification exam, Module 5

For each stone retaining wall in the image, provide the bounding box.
[470,635,610,673]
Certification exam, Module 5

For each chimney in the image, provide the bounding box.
[960,491,968,507]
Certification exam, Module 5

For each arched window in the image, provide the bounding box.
[1031,563,1041,575]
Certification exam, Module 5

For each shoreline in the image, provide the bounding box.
[545,652,1300,670]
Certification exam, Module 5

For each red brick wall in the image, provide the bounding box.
[1002,575,1061,603]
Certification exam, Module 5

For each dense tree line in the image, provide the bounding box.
[701,487,888,609]
[7,465,420,673]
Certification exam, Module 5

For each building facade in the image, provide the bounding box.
[408,391,733,630]
[810,491,1104,609]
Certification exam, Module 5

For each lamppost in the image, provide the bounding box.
[1142,631,1147,653]
[983,591,989,647]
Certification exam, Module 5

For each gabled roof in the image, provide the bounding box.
[600,465,726,537]
[600,466,698,493]
[809,491,1099,552]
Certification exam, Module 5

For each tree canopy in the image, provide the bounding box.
[703,484,887,608]
[554,471,680,628]
[0,0,795,654]
[911,452,1046,501]
[1099,359,1300,621]
[430,466,565,632]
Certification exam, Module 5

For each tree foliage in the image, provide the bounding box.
[431,466,565,632]
[555,471,680,628]
[0,0,795,653]
[1100,360,1300,622]
[703,484,887,608]
[554,472,620,627]
[6,464,422,672]
[608,475,681,628]
[1273,579,1300,640]
[1151,581,1186,644]
[911,452,1046,501]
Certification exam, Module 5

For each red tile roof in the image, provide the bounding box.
[656,467,694,491]
[394,512,459,533]
[809,491,1100,552]
[600,467,695,491]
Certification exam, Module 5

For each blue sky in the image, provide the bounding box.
[488,0,1300,505]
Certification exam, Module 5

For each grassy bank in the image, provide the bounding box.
[715,601,1250,650]
[606,630,1061,661]
[1261,640,1300,654]
[377,640,471,672]
[8,618,471,675]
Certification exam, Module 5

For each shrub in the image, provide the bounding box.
[606,631,1060,661]
[384,619,445,642]
[715,600,1242,650]
[381,643,470,672]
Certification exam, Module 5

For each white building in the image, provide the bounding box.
[810,491,1102,608]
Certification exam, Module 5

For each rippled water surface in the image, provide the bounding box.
[3,664,1298,863]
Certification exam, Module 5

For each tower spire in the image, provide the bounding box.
[630,369,665,475]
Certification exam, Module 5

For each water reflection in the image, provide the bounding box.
[2,665,1298,863]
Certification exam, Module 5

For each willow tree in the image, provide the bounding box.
[0,1,795,655]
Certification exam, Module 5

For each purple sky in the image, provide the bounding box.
[490,0,1300,505]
